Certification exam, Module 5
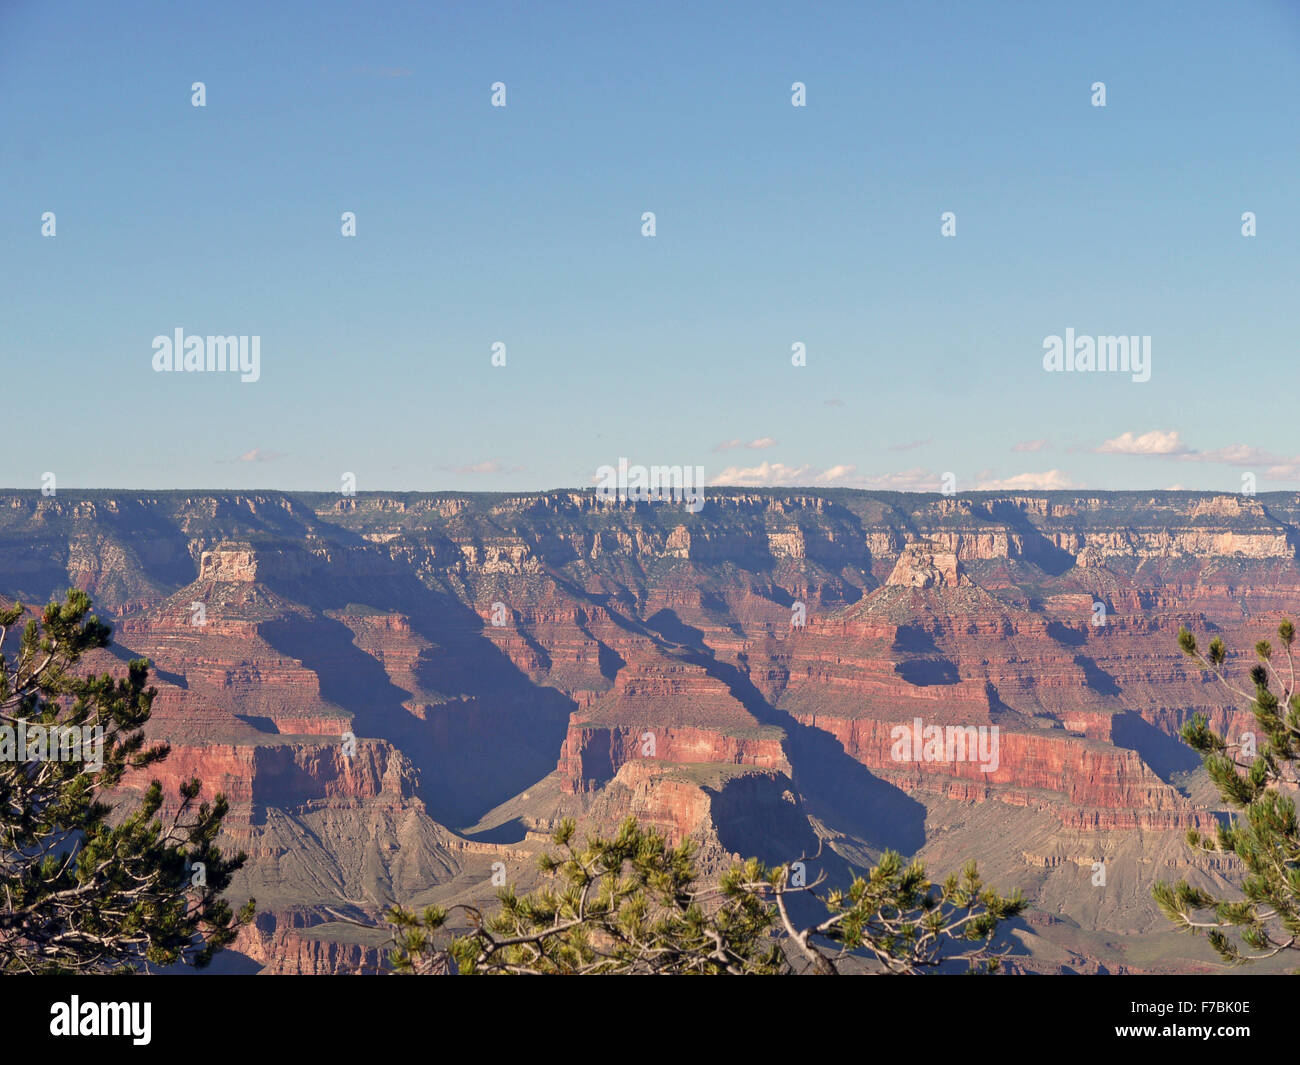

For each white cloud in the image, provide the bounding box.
[856,467,939,491]
[708,461,815,486]
[1011,439,1048,453]
[709,462,1080,493]
[815,464,857,483]
[708,462,947,491]
[1093,430,1300,479]
[1265,464,1300,482]
[1094,430,1190,456]
[974,469,1081,491]
[713,437,777,452]
[1186,444,1281,466]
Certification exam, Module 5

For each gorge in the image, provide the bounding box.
[1,487,1292,973]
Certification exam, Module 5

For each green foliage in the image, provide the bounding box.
[1156,620,1300,964]
[0,589,253,972]
[388,816,1024,975]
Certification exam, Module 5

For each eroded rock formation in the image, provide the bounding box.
[3,488,1296,972]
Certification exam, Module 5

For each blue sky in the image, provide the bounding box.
[2,0,1297,493]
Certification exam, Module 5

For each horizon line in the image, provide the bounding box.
[0,486,1287,499]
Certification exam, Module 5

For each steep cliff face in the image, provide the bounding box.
[2,487,1296,973]
[558,724,789,793]
[233,910,388,975]
[788,714,1210,831]
[122,739,417,822]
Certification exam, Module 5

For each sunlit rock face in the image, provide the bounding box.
[885,541,966,588]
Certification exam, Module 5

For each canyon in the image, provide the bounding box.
[2,487,1295,973]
